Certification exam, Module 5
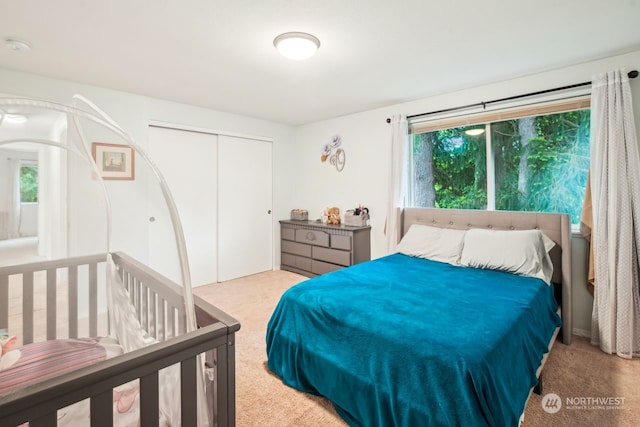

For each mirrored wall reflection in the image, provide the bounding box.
[0,101,67,265]
[0,147,38,240]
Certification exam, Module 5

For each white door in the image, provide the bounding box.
[217,135,273,281]
[148,126,218,286]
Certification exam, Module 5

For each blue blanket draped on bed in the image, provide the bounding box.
[266,253,562,427]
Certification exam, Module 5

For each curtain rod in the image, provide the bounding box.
[386,69,639,123]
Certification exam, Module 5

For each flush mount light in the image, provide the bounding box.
[5,38,32,52]
[2,113,28,124]
[464,127,485,136]
[273,32,320,60]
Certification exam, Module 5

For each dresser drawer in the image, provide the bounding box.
[311,259,342,275]
[331,234,351,250]
[281,253,312,272]
[282,240,312,257]
[281,227,296,241]
[312,246,351,267]
[295,229,330,247]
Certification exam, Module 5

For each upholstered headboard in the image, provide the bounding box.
[401,207,572,345]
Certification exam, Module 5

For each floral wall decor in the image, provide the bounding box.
[321,134,345,172]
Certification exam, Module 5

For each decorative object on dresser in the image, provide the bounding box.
[345,205,369,226]
[326,206,341,225]
[290,208,308,221]
[280,219,371,277]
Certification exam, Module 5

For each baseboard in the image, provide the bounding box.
[572,327,591,338]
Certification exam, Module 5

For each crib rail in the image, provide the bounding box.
[0,252,239,426]
[112,251,189,340]
[0,322,231,426]
[0,253,107,344]
[111,251,241,341]
[112,251,240,426]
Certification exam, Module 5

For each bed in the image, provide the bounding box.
[0,251,239,426]
[266,207,572,427]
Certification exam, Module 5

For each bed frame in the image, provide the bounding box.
[0,251,239,427]
[401,207,572,344]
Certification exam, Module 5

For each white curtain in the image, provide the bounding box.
[7,158,21,239]
[386,115,409,253]
[590,69,640,359]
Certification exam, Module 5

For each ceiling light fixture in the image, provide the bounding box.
[273,32,320,61]
[2,113,28,124]
[5,38,32,52]
[464,128,485,136]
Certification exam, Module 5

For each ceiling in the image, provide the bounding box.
[1,1,639,126]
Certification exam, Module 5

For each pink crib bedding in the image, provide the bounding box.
[0,335,162,426]
[0,337,123,395]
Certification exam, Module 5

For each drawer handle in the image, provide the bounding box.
[306,231,316,241]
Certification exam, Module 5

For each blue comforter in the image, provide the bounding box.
[266,254,562,426]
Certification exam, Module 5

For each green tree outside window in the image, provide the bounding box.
[410,109,589,224]
[20,165,38,203]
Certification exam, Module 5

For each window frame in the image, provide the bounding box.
[407,91,591,223]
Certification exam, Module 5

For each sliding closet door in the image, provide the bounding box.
[217,135,273,281]
[148,126,218,286]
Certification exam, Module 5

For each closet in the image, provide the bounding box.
[148,125,273,286]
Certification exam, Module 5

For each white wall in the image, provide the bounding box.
[2,48,639,335]
[292,49,640,336]
[0,68,297,273]
[38,143,67,259]
[0,148,18,213]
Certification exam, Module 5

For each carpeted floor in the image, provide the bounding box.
[0,237,43,267]
[194,270,640,427]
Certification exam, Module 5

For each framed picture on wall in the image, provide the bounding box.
[92,142,135,180]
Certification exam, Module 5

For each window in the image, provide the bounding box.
[409,98,590,224]
[20,164,38,203]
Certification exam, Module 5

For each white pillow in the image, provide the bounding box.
[460,228,556,284]
[396,224,466,265]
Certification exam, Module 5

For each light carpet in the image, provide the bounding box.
[194,270,639,427]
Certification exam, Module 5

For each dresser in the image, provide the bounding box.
[279,220,371,277]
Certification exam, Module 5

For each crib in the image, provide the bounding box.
[0,96,240,426]
[0,251,239,426]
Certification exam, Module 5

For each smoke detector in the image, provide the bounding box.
[5,38,32,52]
